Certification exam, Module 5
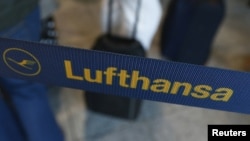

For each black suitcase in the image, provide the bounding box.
[84,0,144,120]
[84,34,145,120]
[161,0,225,65]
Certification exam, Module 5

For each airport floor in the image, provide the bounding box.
[40,0,250,141]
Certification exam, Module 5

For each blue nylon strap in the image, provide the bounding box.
[0,37,250,114]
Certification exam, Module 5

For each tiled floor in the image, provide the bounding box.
[40,0,250,141]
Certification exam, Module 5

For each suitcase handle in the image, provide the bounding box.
[107,0,142,38]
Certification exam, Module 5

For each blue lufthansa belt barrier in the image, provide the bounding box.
[1,37,250,114]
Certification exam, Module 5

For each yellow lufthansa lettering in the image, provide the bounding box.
[104,67,117,85]
[170,82,192,96]
[84,69,102,83]
[150,79,171,93]
[191,85,212,99]
[130,71,150,90]
[64,60,83,81]
[117,70,130,88]
[63,60,234,103]
[210,88,233,102]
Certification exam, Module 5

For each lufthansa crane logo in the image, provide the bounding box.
[3,48,41,76]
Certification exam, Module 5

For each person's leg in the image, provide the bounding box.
[160,0,225,65]
[160,0,195,61]
[101,0,162,50]
[0,7,64,141]
[0,93,26,141]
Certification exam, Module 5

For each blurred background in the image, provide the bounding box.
[39,0,250,141]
